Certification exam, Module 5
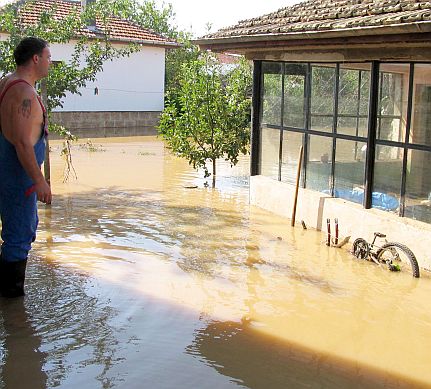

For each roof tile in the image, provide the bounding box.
[10,0,177,46]
[202,0,431,39]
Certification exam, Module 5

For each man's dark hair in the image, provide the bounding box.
[13,37,48,66]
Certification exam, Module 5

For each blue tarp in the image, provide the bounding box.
[323,188,399,211]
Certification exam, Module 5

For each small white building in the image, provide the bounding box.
[1,0,179,137]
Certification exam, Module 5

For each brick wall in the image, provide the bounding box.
[50,111,161,139]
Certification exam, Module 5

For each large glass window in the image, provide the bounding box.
[334,139,366,204]
[372,145,403,213]
[260,62,283,180]
[410,64,431,147]
[337,65,371,138]
[310,65,335,133]
[283,64,307,129]
[377,64,408,142]
[260,128,280,180]
[281,131,303,184]
[258,61,431,224]
[404,149,431,223]
[306,135,333,192]
[262,62,282,126]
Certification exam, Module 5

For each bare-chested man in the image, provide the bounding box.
[0,37,52,297]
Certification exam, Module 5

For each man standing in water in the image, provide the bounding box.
[0,37,52,297]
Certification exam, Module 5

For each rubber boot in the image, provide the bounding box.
[0,258,27,298]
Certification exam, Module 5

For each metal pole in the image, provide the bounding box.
[291,145,303,227]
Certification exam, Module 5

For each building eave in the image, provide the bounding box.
[194,21,431,52]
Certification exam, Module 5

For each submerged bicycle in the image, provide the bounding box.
[352,232,420,278]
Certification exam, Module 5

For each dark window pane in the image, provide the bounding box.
[283,64,306,129]
[262,62,282,126]
[404,149,431,223]
[306,135,332,192]
[337,116,358,137]
[337,116,368,138]
[337,64,370,138]
[281,131,303,185]
[311,65,335,133]
[372,145,403,213]
[410,64,431,146]
[378,117,402,142]
[359,71,371,116]
[338,69,359,115]
[334,139,366,205]
[311,115,333,132]
[260,127,280,179]
[358,118,369,138]
[377,64,408,142]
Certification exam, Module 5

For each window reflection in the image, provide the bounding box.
[281,131,303,185]
[373,145,403,212]
[258,61,431,224]
[334,139,366,205]
[311,65,335,133]
[260,127,280,179]
[337,65,370,138]
[283,66,306,129]
[404,149,431,223]
[377,65,408,142]
[262,63,282,126]
[410,64,431,147]
[306,135,333,192]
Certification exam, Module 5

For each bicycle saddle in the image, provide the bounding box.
[374,232,386,238]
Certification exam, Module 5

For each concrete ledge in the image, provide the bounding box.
[250,175,431,270]
[50,111,161,138]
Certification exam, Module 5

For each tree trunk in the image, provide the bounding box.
[212,159,216,188]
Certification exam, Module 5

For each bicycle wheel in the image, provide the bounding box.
[376,242,420,278]
[352,238,370,259]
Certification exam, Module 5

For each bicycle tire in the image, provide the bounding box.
[352,238,370,260]
[376,242,420,278]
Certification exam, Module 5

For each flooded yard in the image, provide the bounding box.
[1,136,431,388]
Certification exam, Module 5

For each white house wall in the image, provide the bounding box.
[50,41,165,112]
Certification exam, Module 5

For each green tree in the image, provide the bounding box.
[159,52,252,187]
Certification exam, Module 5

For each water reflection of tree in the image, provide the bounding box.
[1,257,124,388]
[38,188,341,290]
[38,188,253,279]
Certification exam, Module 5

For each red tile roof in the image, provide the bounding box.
[8,0,178,47]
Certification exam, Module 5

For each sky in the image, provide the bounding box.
[0,0,302,38]
[156,0,302,37]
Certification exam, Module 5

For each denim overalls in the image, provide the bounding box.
[0,79,47,262]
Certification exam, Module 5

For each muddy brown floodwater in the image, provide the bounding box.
[1,136,431,389]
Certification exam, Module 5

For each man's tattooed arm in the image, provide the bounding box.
[18,98,31,119]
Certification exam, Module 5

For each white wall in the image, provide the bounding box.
[49,41,165,112]
[250,175,431,271]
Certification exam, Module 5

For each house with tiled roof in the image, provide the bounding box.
[196,0,431,272]
[0,0,179,137]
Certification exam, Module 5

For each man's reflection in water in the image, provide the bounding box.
[0,297,47,388]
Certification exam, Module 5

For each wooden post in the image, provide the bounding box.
[291,145,303,227]
[41,79,50,187]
